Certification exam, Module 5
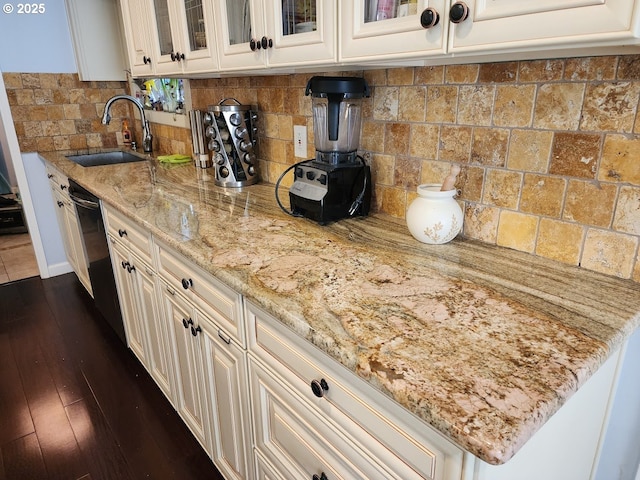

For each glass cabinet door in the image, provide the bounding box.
[281,0,317,35]
[153,0,174,56]
[363,0,418,23]
[183,0,207,53]
[224,0,252,46]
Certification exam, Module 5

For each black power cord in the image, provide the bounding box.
[274,155,370,219]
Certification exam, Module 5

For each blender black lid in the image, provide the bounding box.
[305,76,370,98]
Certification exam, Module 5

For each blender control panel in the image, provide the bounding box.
[290,161,329,201]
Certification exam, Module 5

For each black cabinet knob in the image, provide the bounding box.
[121,260,128,269]
[260,36,272,49]
[312,473,328,480]
[310,378,329,398]
[47,173,54,179]
[420,7,440,28]
[191,325,202,337]
[127,264,135,273]
[57,200,64,208]
[181,278,193,290]
[118,229,127,238]
[60,184,67,190]
[182,318,193,329]
[143,55,151,65]
[449,2,469,23]
[250,38,257,51]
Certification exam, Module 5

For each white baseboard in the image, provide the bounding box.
[45,261,74,278]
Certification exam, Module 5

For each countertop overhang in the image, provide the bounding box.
[40,149,640,465]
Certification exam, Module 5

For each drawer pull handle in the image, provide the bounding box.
[166,286,175,295]
[145,267,154,276]
[191,325,202,337]
[310,379,329,398]
[181,278,193,290]
[217,329,231,345]
[182,317,193,329]
[118,228,127,237]
[312,473,328,480]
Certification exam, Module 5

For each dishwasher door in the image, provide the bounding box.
[68,180,126,344]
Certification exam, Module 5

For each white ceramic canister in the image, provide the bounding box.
[406,184,463,244]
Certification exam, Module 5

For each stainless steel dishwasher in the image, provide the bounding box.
[68,180,126,344]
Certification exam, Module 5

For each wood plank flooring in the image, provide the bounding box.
[0,273,225,480]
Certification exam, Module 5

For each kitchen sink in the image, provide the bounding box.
[66,151,147,167]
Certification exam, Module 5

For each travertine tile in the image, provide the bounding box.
[399,86,426,122]
[493,85,535,127]
[533,83,585,130]
[470,128,509,166]
[536,218,584,265]
[564,56,617,81]
[581,229,637,278]
[581,82,640,133]
[262,113,280,138]
[520,174,565,217]
[419,160,452,186]
[483,169,522,209]
[563,179,617,227]
[395,156,421,189]
[497,210,538,253]
[388,67,414,85]
[15,89,35,106]
[457,165,484,202]
[617,55,640,79]
[518,59,564,83]
[634,251,640,282]
[21,73,41,89]
[445,64,479,84]
[3,72,23,89]
[361,120,386,153]
[599,134,640,185]
[371,154,396,186]
[507,130,553,172]
[373,86,399,121]
[376,185,407,218]
[613,186,640,235]
[457,85,494,126]
[415,65,444,85]
[464,204,499,243]
[479,62,518,83]
[409,123,439,159]
[549,132,601,179]
[438,125,472,163]
[426,86,458,123]
[384,123,411,155]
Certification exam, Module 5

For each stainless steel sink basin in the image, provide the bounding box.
[66,151,147,167]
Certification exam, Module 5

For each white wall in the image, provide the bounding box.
[0,0,76,277]
[0,0,76,73]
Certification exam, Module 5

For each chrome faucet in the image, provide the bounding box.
[101,94,153,153]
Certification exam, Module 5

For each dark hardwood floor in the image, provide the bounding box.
[0,273,226,480]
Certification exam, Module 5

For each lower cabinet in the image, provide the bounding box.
[48,174,92,295]
[159,276,252,480]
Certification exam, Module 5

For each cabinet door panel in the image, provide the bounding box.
[449,0,637,53]
[340,0,448,62]
[120,0,154,76]
[201,317,251,480]
[174,0,218,72]
[265,0,336,67]
[215,0,264,71]
[163,288,209,448]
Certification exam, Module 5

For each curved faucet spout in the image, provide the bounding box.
[101,94,153,153]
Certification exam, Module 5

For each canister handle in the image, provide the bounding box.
[219,97,242,106]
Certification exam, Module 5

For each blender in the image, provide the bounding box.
[288,76,371,224]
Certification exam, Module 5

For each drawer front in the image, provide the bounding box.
[249,358,390,480]
[247,301,464,480]
[156,242,245,346]
[104,205,153,263]
[46,165,70,193]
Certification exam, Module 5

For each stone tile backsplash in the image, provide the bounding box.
[5,55,640,281]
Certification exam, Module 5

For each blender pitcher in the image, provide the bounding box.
[305,76,370,165]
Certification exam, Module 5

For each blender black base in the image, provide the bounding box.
[289,161,371,225]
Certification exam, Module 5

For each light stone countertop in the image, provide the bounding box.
[41,150,640,465]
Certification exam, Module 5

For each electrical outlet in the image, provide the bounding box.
[294,125,307,158]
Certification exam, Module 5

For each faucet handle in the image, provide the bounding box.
[130,141,137,151]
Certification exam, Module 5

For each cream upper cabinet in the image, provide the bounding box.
[340,0,640,63]
[120,0,217,76]
[213,0,337,72]
[340,0,448,62]
[447,0,640,54]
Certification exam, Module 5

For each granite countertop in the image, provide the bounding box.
[41,149,640,465]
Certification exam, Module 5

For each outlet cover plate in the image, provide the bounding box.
[294,125,307,158]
